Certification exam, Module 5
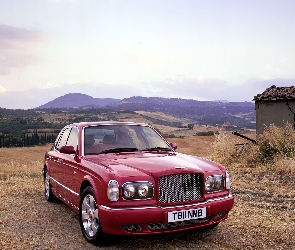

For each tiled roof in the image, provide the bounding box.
[253,85,295,101]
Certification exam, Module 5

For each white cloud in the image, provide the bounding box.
[39,83,63,89]
[123,51,153,69]
[279,57,288,63]
[0,85,6,93]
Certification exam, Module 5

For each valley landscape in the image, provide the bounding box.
[0,94,294,249]
[0,94,255,147]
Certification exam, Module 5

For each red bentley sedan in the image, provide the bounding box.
[43,121,234,245]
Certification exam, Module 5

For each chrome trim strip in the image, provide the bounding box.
[162,194,233,210]
[100,194,233,211]
[100,205,159,211]
[50,177,79,196]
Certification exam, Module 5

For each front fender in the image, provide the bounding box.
[81,174,103,205]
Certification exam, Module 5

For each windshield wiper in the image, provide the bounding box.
[143,147,172,152]
[99,147,139,154]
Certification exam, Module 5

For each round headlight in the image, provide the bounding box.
[107,180,119,201]
[205,176,214,192]
[214,175,224,189]
[205,175,224,193]
[138,183,149,197]
[123,184,135,199]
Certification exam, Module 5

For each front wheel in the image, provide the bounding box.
[79,186,109,245]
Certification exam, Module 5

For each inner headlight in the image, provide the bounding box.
[138,183,149,197]
[122,182,153,200]
[205,175,224,193]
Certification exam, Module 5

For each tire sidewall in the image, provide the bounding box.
[79,186,105,245]
[44,168,55,202]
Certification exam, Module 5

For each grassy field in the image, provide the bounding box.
[1,136,295,249]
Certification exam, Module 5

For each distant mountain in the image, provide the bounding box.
[36,94,256,129]
[36,93,120,109]
[113,96,255,127]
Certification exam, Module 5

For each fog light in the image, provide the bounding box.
[122,224,142,232]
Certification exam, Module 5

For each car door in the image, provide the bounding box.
[49,126,71,198]
[58,126,81,209]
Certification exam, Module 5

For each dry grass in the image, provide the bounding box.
[210,123,295,175]
[169,136,216,157]
[135,111,189,123]
[1,137,295,249]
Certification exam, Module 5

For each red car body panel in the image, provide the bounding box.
[99,194,234,235]
[44,121,234,236]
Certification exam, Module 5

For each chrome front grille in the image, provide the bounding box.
[158,173,203,203]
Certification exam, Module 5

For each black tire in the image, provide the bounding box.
[44,168,57,202]
[79,186,109,245]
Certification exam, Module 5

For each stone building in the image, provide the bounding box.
[253,85,295,134]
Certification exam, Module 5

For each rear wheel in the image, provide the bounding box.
[44,168,56,202]
[79,186,109,245]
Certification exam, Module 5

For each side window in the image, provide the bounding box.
[55,127,71,151]
[66,127,78,149]
[55,128,66,150]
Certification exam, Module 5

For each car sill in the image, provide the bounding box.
[50,177,79,196]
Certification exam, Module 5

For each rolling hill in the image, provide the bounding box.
[35,93,256,130]
[37,93,120,109]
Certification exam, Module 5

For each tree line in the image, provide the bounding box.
[0,130,58,148]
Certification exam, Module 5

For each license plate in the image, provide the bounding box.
[168,207,206,222]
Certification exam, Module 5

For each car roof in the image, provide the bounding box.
[70,121,149,128]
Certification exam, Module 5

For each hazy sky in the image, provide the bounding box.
[1,0,295,109]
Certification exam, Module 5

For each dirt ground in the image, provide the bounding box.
[1,138,295,249]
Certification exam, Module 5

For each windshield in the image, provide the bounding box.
[83,125,171,155]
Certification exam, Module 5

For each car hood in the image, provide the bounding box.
[84,152,223,178]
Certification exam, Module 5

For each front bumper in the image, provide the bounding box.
[99,194,234,235]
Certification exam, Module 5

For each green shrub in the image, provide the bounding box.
[196,131,215,136]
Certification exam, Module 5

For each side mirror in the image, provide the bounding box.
[60,145,76,155]
[170,142,177,150]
